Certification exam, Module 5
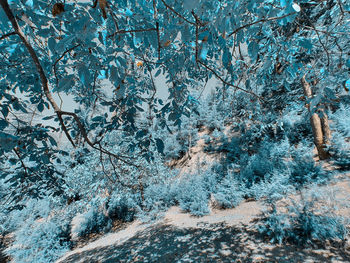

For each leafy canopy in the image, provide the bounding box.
[0,0,349,204]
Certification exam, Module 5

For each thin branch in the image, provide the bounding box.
[197,78,209,100]
[299,24,348,36]
[156,22,161,60]
[192,11,199,64]
[99,144,116,185]
[13,148,29,177]
[160,0,196,25]
[57,114,76,147]
[312,25,330,66]
[228,12,297,37]
[57,111,138,167]
[0,31,16,40]
[144,59,157,124]
[107,28,157,38]
[53,44,81,85]
[152,0,161,60]
[300,10,330,66]
[198,60,265,102]
[337,0,344,15]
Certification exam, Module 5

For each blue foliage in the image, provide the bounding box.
[175,175,211,216]
[0,0,349,259]
[3,198,71,263]
[329,105,350,170]
[142,183,175,215]
[259,188,348,245]
[213,171,245,208]
[289,150,329,188]
[74,205,109,237]
[6,218,71,263]
[107,191,139,222]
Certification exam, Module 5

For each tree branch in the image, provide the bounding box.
[160,0,196,25]
[198,60,265,102]
[57,111,137,167]
[107,28,157,38]
[152,0,161,60]
[0,0,72,141]
[1,0,135,166]
[53,44,81,85]
[0,31,16,41]
[228,12,297,37]
[192,11,200,64]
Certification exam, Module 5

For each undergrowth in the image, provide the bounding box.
[1,96,349,262]
[259,187,349,246]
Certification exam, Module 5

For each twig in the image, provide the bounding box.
[192,11,199,64]
[198,60,265,102]
[144,59,157,124]
[160,0,195,25]
[156,22,161,60]
[228,12,297,37]
[0,31,16,40]
[13,148,29,177]
[107,28,157,38]
[337,0,344,15]
[53,44,81,85]
[300,10,330,66]
[153,0,161,60]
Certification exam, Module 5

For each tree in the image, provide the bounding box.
[1,1,349,261]
[0,0,349,205]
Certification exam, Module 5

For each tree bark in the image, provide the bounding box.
[320,109,331,145]
[310,113,329,160]
[301,76,330,160]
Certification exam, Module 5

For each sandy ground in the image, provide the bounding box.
[56,174,350,263]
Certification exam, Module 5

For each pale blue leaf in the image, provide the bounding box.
[155,138,164,154]
[248,41,259,61]
[200,46,208,60]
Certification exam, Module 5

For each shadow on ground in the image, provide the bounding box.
[63,222,350,263]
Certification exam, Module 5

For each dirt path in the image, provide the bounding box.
[58,222,350,263]
[56,175,350,263]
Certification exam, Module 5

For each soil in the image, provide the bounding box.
[56,174,350,263]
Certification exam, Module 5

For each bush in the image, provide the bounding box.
[289,145,329,188]
[175,175,210,216]
[239,139,290,187]
[74,206,108,238]
[247,171,295,201]
[5,216,70,263]
[259,187,348,245]
[107,191,139,222]
[330,133,350,170]
[259,206,292,244]
[329,104,350,170]
[213,172,245,208]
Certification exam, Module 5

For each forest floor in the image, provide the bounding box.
[56,173,350,263]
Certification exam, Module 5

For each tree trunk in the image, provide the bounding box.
[320,109,331,145]
[310,113,329,160]
[301,76,330,160]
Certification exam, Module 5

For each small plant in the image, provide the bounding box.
[259,187,348,245]
[5,217,71,263]
[329,104,350,170]
[213,173,245,208]
[247,171,295,201]
[175,175,210,216]
[259,205,292,244]
[74,206,108,237]
[107,191,139,222]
